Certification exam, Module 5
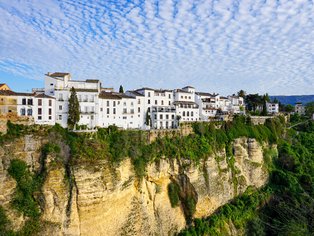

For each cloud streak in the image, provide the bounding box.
[0,0,314,95]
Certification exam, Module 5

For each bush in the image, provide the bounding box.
[168,182,180,207]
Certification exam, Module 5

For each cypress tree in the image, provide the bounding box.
[68,87,80,129]
[119,85,124,93]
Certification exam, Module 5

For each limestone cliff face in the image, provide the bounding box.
[0,135,271,236]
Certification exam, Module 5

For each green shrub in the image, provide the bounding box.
[168,182,180,207]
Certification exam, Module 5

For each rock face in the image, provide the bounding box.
[0,135,270,236]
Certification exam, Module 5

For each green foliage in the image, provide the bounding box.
[168,182,180,207]
[119,85,124,93]
[67,87,80,129]
[179,118,314,236]
[0,206,11,235]
[305,101,314,117]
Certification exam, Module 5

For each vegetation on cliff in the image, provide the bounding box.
[179,120,314,235]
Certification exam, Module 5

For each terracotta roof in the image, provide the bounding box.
[0,90,16,96]
[47,72,70,77]
[75,88,99,93]
[99,92,135,100]
[34,93,55,99]
[86,79,100,83]
[99,92,122,100]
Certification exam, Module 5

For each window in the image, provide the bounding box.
[38,108,42,115]
[148,92,151,97]
[172,115,174,119]
[148,107,150,112]
[181,96,183,99]
[131,109,134,114]
[107,101,110,106]
[38,99,42,106]
[154,114,157,119]
[191,111,193,116]
[59,105,62,111]
[131,102,134,106]
[91,115,94,120]
[166,114,169,119]
[148,99,150,104]
[187,111,189,116]
[189,96,191,99]
[161,100,164,105]
[58,94,63,101]
[123,102,126,106]
[160,114,163,119]
[168,94,171,99]
[107,108,110,114]
[38,116,42,120]
[123,108,127,113]
[113,108,116,114]
[49,116,52,120]
[183,111,185,116]
[49,108,52,115]
[50,83,54,86]
[27,99,33,105]
[168,101,171,105]
[21,108,26,116]
[155,100,157,105]
[49,100,52,106]
[185,96,187,99]
[138,99,140,104]
[138,107,140,112]
[113,101,116,107]
[27,109,32,116]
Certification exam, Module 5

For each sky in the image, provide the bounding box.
[1,0,314,95]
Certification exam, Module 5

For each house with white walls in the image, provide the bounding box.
[195,92,221,120]
[173,87,199,122]
[266,102,279,114]
[295,102,305,115]
[44,72,101,128]
[151,106,177,129]
[227,96,245,114]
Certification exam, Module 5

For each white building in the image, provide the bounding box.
[16,92,55,125]
[227,96,245,114]
[174,87,199,122]
[295,102,305,115]
[151,106,177,129]
[195,92,220,121]
[44,72,101,128]
[266,102,279,114]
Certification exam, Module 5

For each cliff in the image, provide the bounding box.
[0,133,272,236]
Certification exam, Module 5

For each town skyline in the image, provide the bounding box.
[1,1,314,95]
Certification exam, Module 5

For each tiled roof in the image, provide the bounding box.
[0,90,16,96]
[196,92,218,97]
[75,88,99,93]
[126,90,145,97]
[135,87,155,91]
[99,92,122,100]
[47,72,70,77]
[34,93,55,99]
[86,79,100,83]
[182,86,195,89]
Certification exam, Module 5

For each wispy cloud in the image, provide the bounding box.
[0,0,314,95]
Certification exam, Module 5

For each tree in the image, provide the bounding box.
[305,102,314,118]
[119,85,124,93]
[68,87,80,129]
[237,90,246,98]
[145,110,151,127]
[261,95,268,116]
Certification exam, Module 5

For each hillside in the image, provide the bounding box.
[270,95,314,105]
[0,117,283,235]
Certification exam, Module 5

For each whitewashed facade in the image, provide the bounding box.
[266,102,279,114]
[295,103,305,115]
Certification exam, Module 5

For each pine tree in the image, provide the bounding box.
[68,87,80,129]
[119,85,124,93]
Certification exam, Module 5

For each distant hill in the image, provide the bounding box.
[270,95,314,105]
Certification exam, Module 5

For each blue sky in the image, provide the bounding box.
[0,0,314,95]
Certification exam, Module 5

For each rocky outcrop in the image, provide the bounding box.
[0,135,271,236]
